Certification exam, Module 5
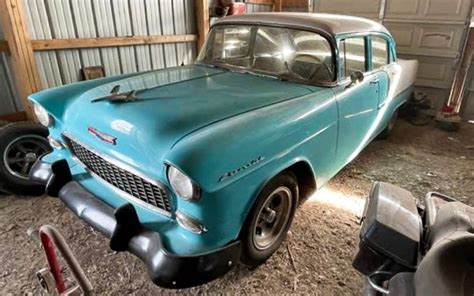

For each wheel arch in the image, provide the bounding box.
[237,158,317,245]
[242,159,317,226]
[285,160,317,205]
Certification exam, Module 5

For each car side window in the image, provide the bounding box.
[341,37,366,77]
[371,36,389,69]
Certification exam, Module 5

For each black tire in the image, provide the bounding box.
[240,171,299,267]
[378,109,398,139]
[0,122,51,195]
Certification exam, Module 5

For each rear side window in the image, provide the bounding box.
[340,37,366,77]
[371,36,389,69]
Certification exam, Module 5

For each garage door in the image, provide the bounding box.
[312,0,472,114]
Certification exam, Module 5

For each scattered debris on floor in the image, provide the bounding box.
[1,120,473,295]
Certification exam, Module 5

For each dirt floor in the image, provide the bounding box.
[1,120,473,295]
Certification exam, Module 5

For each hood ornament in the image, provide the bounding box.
[88,127,117,145]
[91,85,137,103]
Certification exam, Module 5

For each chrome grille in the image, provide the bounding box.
[65,136,171,213]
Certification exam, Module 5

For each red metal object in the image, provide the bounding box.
[228,3,246,15]
[440,104,455,114]
[35,225,93,295]
[40,230,67,294]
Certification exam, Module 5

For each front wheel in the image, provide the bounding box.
[240,171,298,267]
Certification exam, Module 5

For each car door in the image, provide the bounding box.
[370,35,397,135]
[334,36,380,167]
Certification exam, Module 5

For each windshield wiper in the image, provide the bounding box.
[91,85,137,103]
[197,62,230,72]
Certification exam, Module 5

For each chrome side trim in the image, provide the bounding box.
[344,108,374,119]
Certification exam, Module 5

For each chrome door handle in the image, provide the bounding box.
[370,79,379,84]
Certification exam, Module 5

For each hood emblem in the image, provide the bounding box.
[88,127,117,145]
[91,85,137,103]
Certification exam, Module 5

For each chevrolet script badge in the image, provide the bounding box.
[87,127,117,145]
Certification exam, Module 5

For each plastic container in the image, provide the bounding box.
[353,182,422,275]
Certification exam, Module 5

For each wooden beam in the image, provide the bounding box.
[0,0,41,120]
[0,40,9,53]
[0,111,27,122]
[246,0,275,4]
[274,0,283,11]
[31,34,198,51]
[196,0,209,51]
[282,0,311,11]
[447,28,474,113]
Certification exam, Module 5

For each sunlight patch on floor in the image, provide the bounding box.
[308,186,365,216]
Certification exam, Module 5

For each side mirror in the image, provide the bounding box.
[347,71,364,88]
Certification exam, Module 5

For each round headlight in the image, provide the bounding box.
[167,166,200,200]
[33,103,53,127]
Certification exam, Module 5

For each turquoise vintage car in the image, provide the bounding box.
[28,13,417,288]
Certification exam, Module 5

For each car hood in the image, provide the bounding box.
[62,65,313,173]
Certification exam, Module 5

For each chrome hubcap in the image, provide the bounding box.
[253,186,293,250]
[3,135,50,180]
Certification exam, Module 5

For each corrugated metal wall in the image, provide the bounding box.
[312,0,473,119]
[22,0,197,89]
[246,3,273,13]
[0,23,22,116]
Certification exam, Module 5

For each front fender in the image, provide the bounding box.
[28,72,146,125]
[164,88,338,245]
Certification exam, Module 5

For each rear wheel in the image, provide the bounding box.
[0,122,51,195]
[240,171,298,267]
[378,110,398,139]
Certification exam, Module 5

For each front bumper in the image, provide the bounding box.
[30,159,241,289]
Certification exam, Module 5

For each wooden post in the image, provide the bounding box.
[447,29,474,113]
[281,0,311,12]
[196,0,209,51]
[0,0,42,120]
[0,40,10,54]
[274,0,283,12]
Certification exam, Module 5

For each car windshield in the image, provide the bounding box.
[197,25,335,85]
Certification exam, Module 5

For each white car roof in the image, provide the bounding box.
[213,13,391,37]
